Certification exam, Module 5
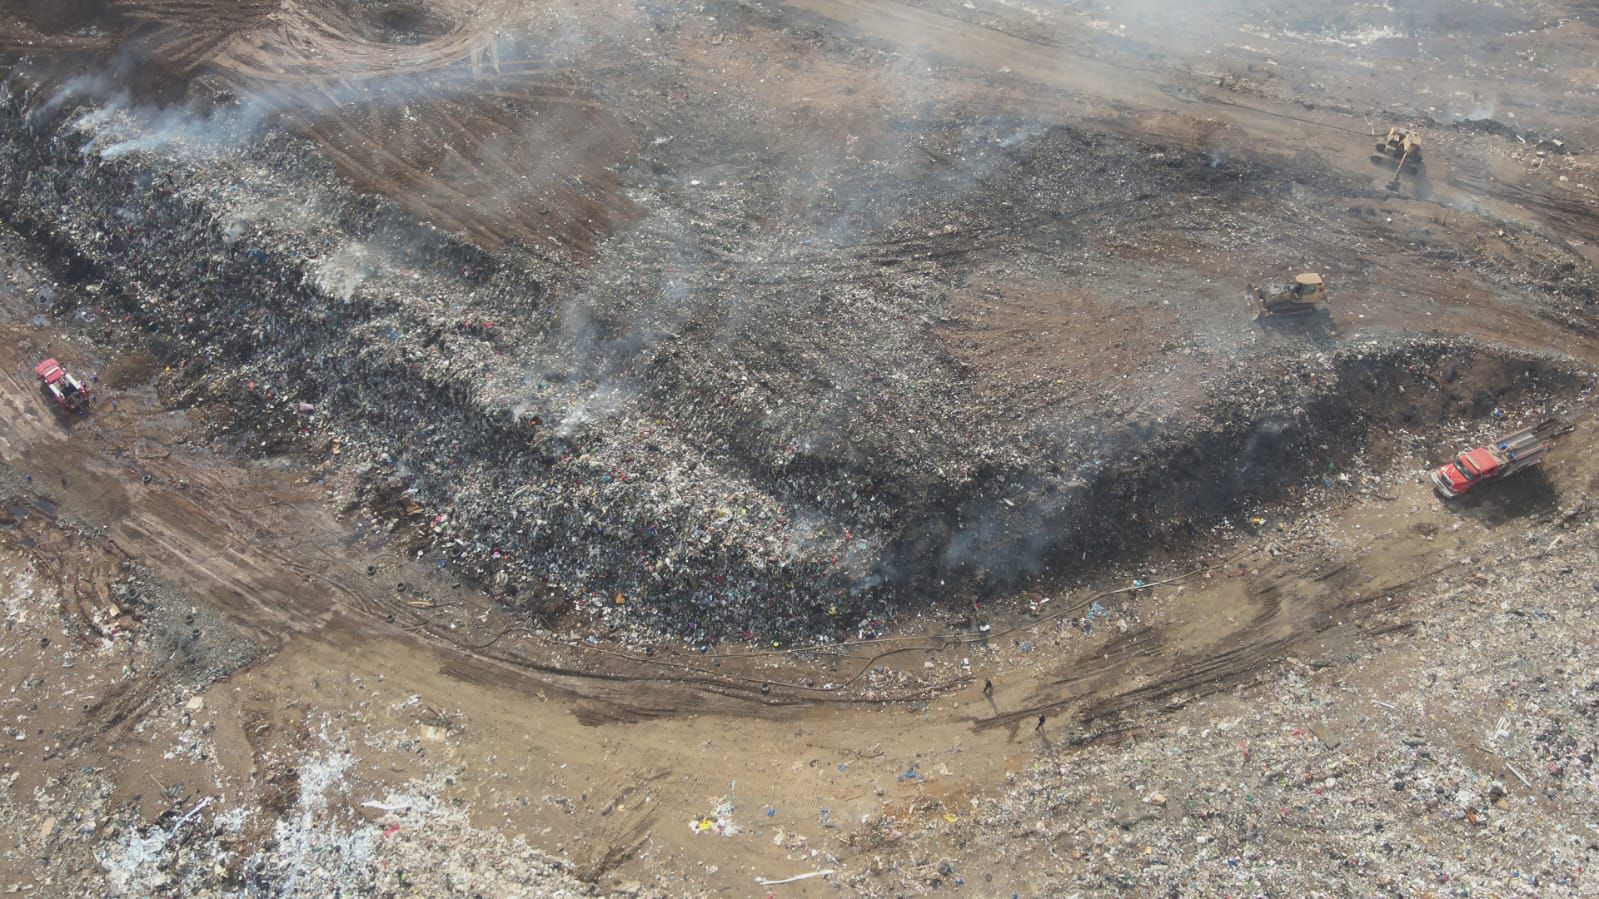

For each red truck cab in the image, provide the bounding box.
[1431,447,1501,497]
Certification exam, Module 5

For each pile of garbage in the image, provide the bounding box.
[0,82,1584,645]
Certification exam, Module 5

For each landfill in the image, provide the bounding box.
[0,88,1591,648]
[1,0,1598,896]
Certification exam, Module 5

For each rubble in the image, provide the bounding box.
[852,490,1599,897]
[3,2,1599,896]
[0,83,1590,648]
[0,534,598,897]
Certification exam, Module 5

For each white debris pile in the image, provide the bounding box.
[90,747,598,897]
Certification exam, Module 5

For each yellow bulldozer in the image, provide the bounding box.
[1371,127,1422,190]
[1252,272,1327,318]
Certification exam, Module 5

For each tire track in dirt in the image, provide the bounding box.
[0,328,967,719]
[779,0,1588,257]
[1448,163,1599,247]
[4,0,642,256]
[966,501,1498,742]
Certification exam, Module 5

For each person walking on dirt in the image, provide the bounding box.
[982,679,993,698]
[1036,713,1046,732]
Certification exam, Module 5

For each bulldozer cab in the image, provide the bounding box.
[1380,127,1414,148]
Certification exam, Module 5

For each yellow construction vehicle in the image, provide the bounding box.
[1252,272,1327,318]
[1371,127,1422,190]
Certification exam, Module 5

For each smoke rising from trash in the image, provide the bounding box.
[0,0,1593,645]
